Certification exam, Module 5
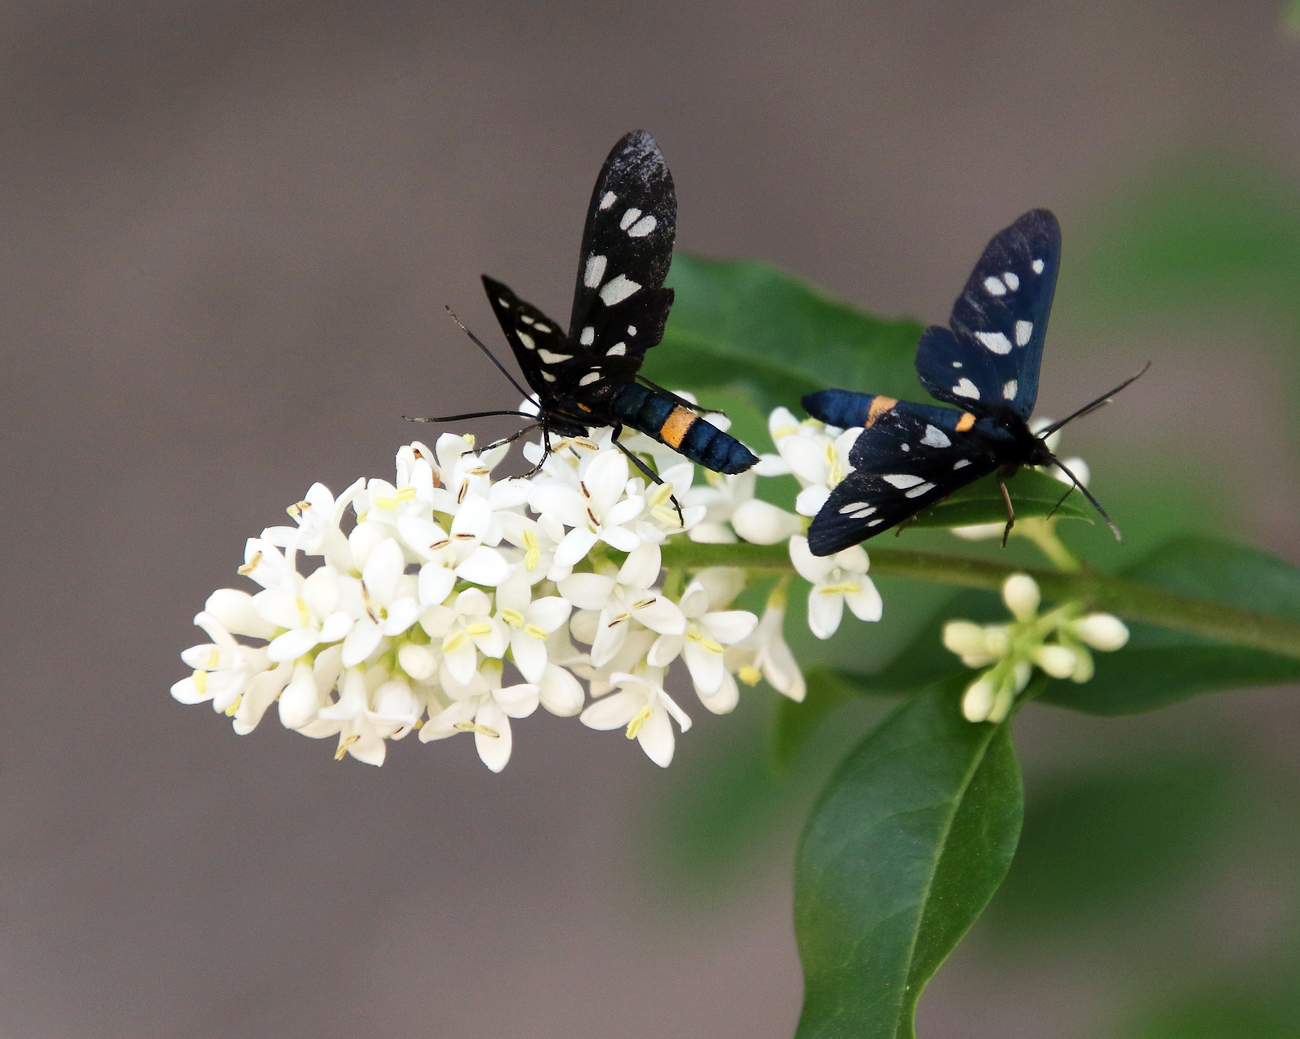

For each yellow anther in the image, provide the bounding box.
[685,630,724,655]
[237,551,263,576]
[523,623,548,640]
[334,733,360,760]
[500,608,525,628]
[626,705,653,740]
[820,582,860,597]
[296,596,312,627]
[443,630,469,654]
[203,647,220,669]
[523,529,541,571]
[287,500,311,518]
[466,622,493,638]
[224,693,242,717]
[193,669,208,695]
[454,719,499,738]
[738,665,763,686]
[631,597,658,611]
[772,423,799,438]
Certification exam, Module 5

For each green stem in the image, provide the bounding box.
[657,541,1300,661]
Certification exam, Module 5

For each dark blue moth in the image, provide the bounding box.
[803,209,1138,556]
[434,131,757,479]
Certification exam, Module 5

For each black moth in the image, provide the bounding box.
[803,209,1144,556]
[422,130,758,482]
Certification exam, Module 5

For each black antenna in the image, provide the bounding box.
[1038,363,1150,438]
[404,306,537,426]
[1050,456,1122,541]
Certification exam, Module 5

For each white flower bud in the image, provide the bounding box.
[1075,613,1129,652]
[943,620,989,658]
[1035,644,1077,680]
[397,643,437,681]
[1002,574,1041,620]
[731,499,803,545]
[962,677,998,722]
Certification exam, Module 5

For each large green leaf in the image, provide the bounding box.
[652,255,926,414]
[795,678,1023,1039]
[1041,535,1300,715]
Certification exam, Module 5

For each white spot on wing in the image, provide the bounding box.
[578,372,602,387]
[580,326,595,346]
[1002,271,1020,291]
[952,361,963,368]
[519,314,535,326]
[627,215,657,237]
[626,325,637,336]
[1015,320,1033,346]
[1003,379,1018,400]
[922,425,952,448]
[1032,258,1045,274]
[598,274,641,306]
[904,482,936,498]
[983,275,1006,296]
[953,459,971,470]
[599,191,616,210]
[607,342,627,356]
[975,331,1012,354]
[583,254,607,288]
[516,331,535,349]
[883,473,924,489]
[534,323,553,334]
[952,377,980,399]
[619,207,642,230]
[538,349,570,364]
[839,502,876,518]
[901,443,910,452]
[541,371,557,383]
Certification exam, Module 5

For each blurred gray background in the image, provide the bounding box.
[5,2,1300,1037]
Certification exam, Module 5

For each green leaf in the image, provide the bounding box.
[652,254,926,414]
[1040,535,1300,715]
[988,751,1232,932]
[794,678,1023,1039]
[907,467,1092,530]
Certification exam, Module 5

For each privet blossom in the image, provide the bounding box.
[172,401,1110,769]
[173,406,883,770]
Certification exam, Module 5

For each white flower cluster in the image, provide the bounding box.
[173,410,874,771]
[943,573,1130,723]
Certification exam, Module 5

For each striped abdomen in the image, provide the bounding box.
[611,383,758,475]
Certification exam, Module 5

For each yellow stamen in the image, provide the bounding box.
[466,622,493,639]
[523,529,541,571]
[287,499,311,518]
[193,670,208,695]
[500,608,525,628]
[203,647,220,669]
[295,596,311,627]
[443,630,469,654]
[224,693,242,717]
[334,733,359,760]
[625,705,653,740]
[820,581,860,597]
[738,665,762,686]
[237,551,262,576]
[523,623,548,641]
[454,719,499,738]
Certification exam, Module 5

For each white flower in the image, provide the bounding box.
[790,536,883,639]
[580,667,692,767]
[529,449,646,567]
[559,542,685,667]
[420,587,507,688]
[420,662,539,772]
[648,568,756,705]
[339,538,420,667]
[254,564,354,663]
[175,398,893,769]
[727,585,805,702]
[494,573,572,683]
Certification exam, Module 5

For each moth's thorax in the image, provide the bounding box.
[973,412,1055,468]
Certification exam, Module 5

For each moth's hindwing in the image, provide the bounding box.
[804,396,998,554]
[915,208,1060,419]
